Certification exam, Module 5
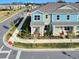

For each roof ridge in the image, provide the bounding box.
[31,3,79,14]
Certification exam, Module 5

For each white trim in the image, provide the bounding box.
[32,10,44,14]
[58,5,78,10]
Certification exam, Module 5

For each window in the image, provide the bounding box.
[35,15,40,20]
[77,26,79,30]
[64,26,73,31]
[57,15,60,20]
[64,27,70,30]
[67,15,70,20]
[46,15,48,19]
[44,25,49,30]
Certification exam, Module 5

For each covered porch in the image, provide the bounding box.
[30,22,45,37]
[52,22,79,36]
[53,25,76,36]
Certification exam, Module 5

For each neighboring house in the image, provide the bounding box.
[0,4,25,10]
[30,3,79,36]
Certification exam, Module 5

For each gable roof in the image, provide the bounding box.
[31,3,79,14]
[58,5,78,10]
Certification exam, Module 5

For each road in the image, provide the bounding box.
[0,11,79,59]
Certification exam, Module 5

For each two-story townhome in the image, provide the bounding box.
[30,3,79,36]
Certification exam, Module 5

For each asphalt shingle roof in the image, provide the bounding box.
[32,3,79,14]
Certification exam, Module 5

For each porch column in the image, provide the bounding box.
[39,26,44,36]
[31,26,35,35]
[41,26,44,36]
[73,26,77,35]
[52,25,55,36]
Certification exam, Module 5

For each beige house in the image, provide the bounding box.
[0,4,25,10]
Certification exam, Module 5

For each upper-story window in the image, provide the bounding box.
[46,15,48,19]
[35,15,40,20]
[67,15,70,20]
[57,15,60,20]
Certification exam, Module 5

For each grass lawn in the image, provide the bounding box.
[0,7,26,22]
[5,17,24,41]
[13,42,79,49]
[5,25,16,41]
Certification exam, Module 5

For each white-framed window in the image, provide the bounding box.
[67,15,70,20]
[57,15,60,20]
[34,15,40,20]
[64,26,73,31]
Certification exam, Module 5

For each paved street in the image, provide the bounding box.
[0,10,79,59]
[0,11,22,59]
[20,51,79,59]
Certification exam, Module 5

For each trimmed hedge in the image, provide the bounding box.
[13,42,79,48]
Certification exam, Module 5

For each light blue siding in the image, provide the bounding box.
[70,14,77,22]
[31,11,78,24]
[52,14,77,22]
[31,11,44,22]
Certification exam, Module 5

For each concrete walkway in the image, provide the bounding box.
[15,38,79,43]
